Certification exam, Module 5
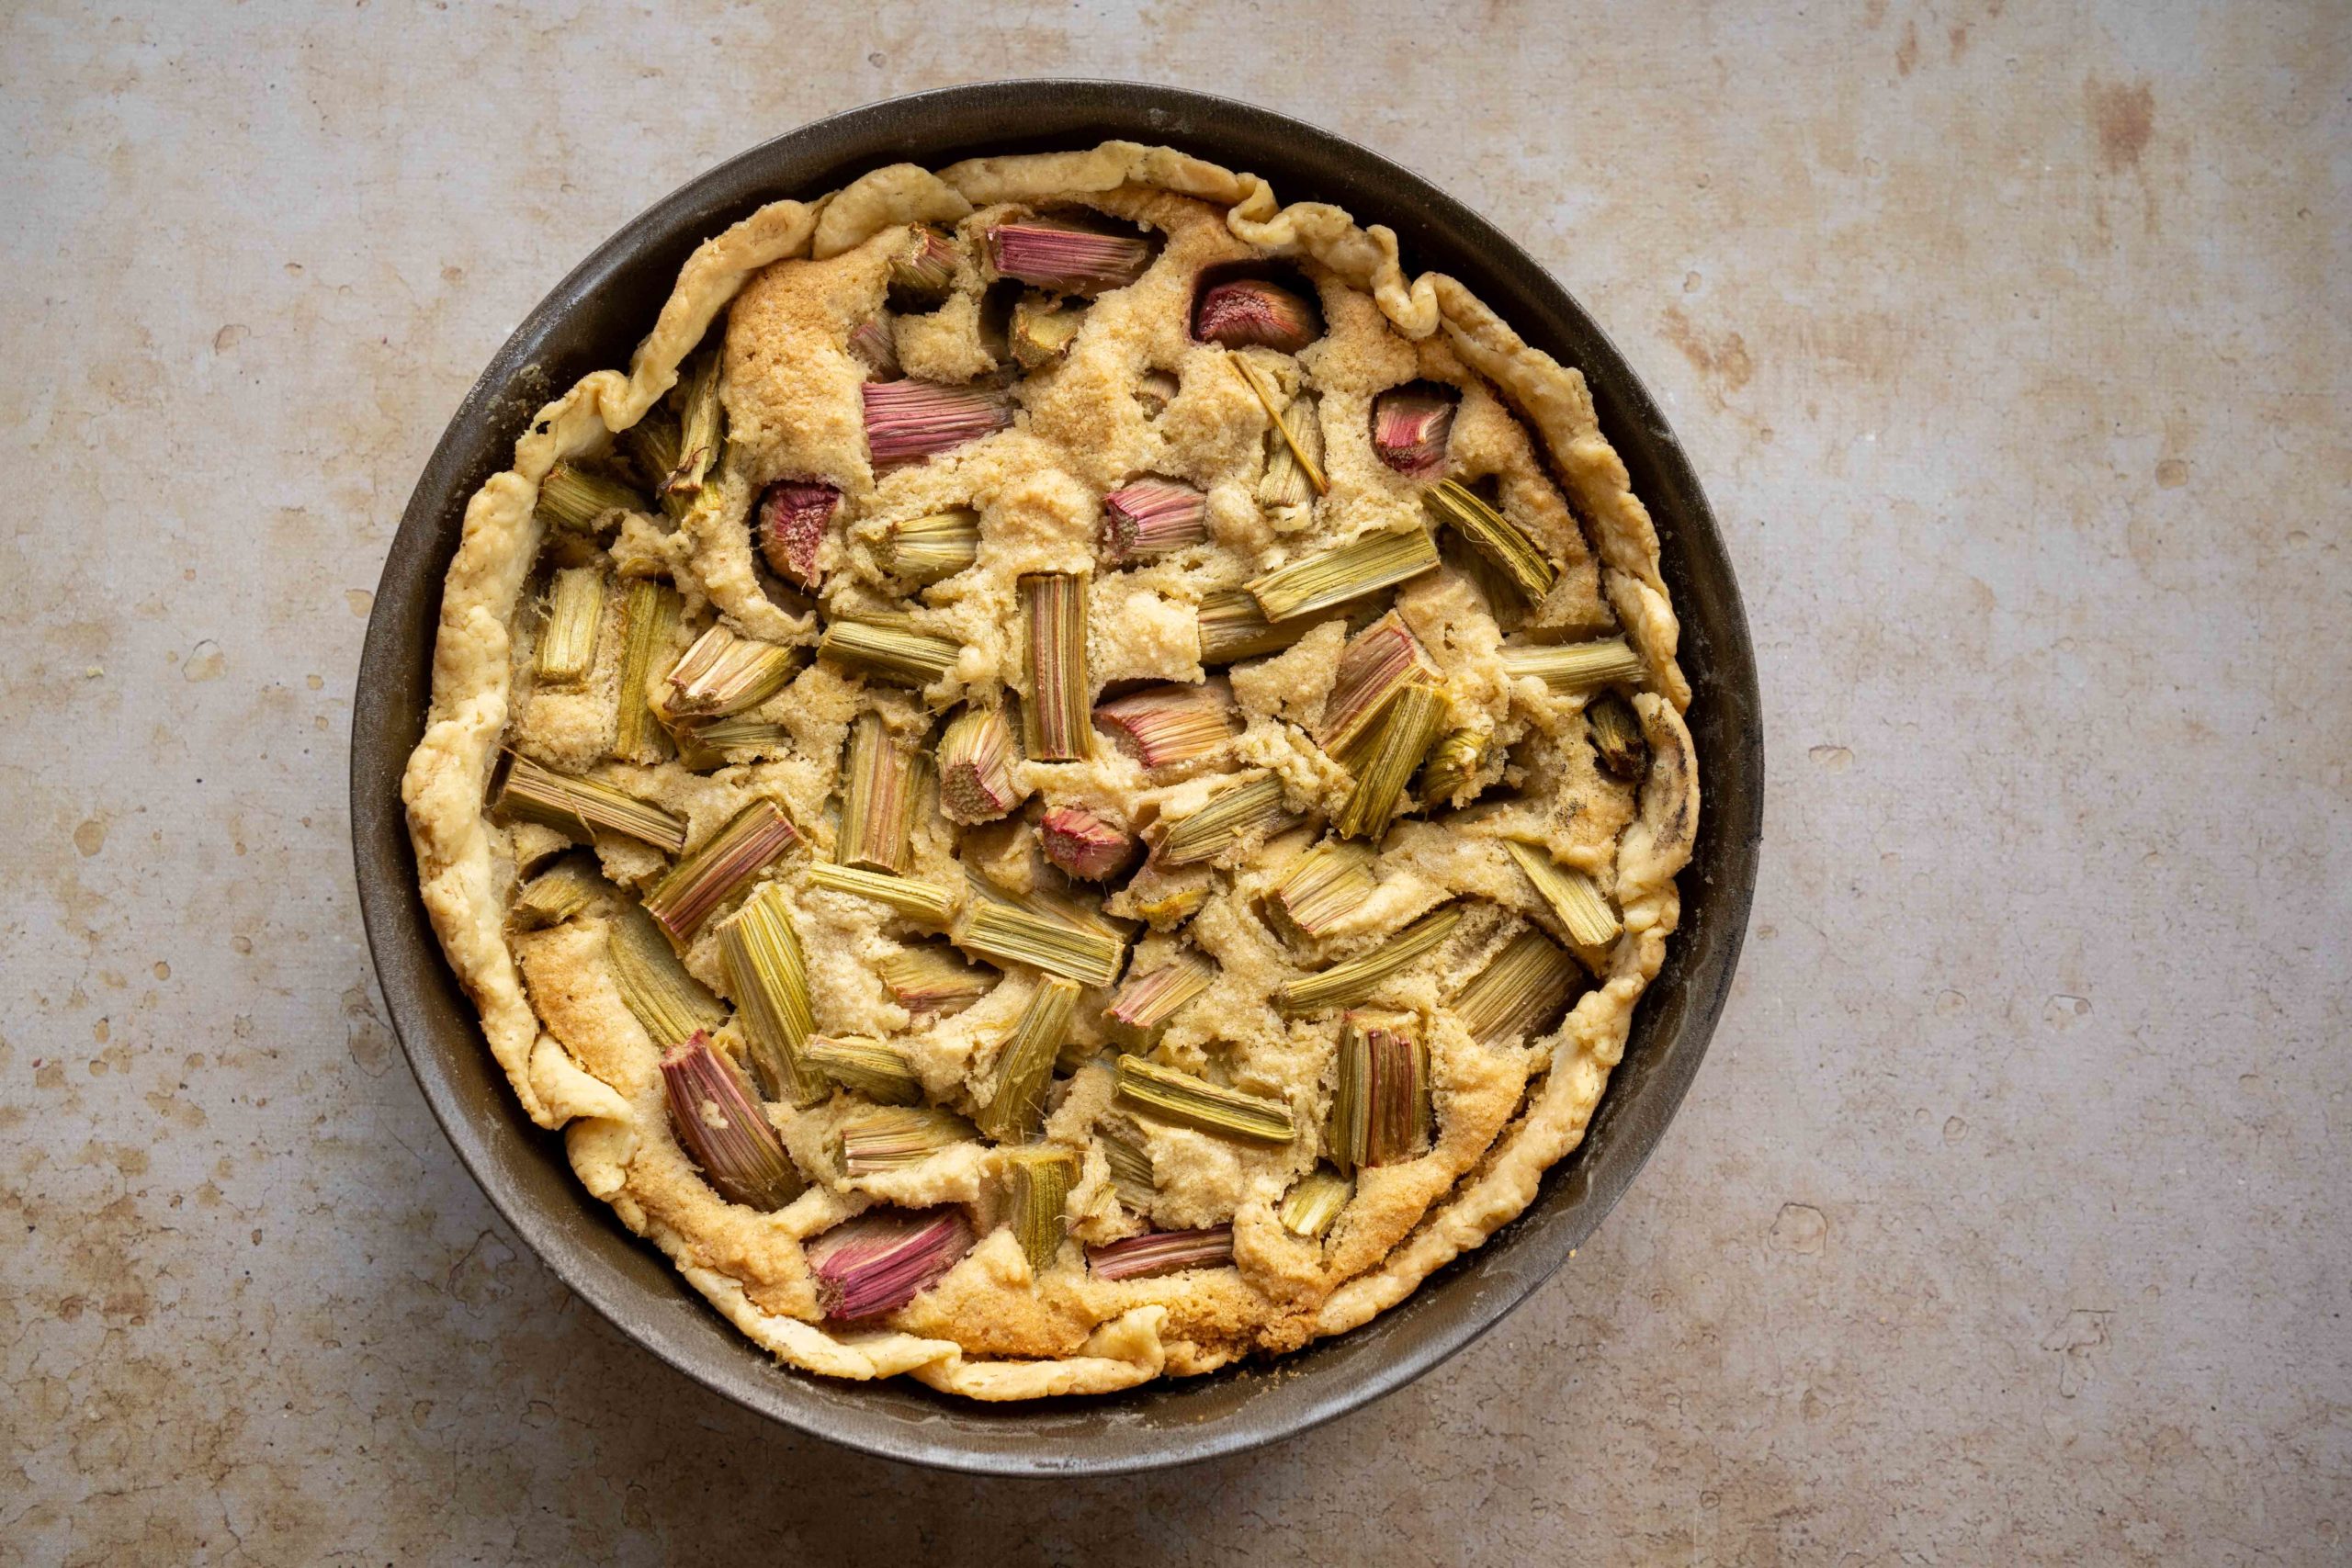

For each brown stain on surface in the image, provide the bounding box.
[1770,1203,1828,1256]
[1661,306,1756,397]
[1792,311,1913,385]
[2086,76,2155,173]
[1895,18,1920,75]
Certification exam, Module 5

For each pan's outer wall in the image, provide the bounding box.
[351,81,1762,1476]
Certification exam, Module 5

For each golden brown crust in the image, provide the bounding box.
[401,143,1700,1400]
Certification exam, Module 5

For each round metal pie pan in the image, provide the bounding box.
[351,80,1763,1475]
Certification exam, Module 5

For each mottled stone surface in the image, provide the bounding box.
[2,1,2345,1562]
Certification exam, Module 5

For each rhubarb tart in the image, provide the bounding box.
[401,141,1698,1400]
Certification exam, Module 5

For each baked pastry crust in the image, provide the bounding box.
[401,141,1699,1400]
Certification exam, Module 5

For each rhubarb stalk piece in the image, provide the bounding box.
[1087,1225,1234,1281]
[1425,479,1558,604]
[1319,611,1443,765]
[718,883,827,1108]
[615,579,682,762]
[1092,680,1239,769]
[1499,637,1645,694]
[817,619,962,688]
[1327,1010,1430,1171]
[665,625,805,719]
[1371,384,1457,477]
[1195,588,1320,665]
[1585,692,1648,780]
[1100,1122,1156,1213]
[1134,369,1180,416]
[1504,841,1623,949]
[1232,352,1326,493]
[490,750,686,854]
[1274,903,1463,1015]
[1122,874,1211,930]
[1009,295,1086,369]
[1003,1145,1080,1272]
[643,798,801,939]
[623,411,684,516]
[660,1032,804,1210]
[1333,682,1448,840]
[888,224,959,307]
[1155,772,1296,866]
[1040,805,1136,882]
[935,705,1024,823]
[667,351,724,501]
[535,567,605,685]
[835,714,923,875]
[1228,353,1329,500]
[510,852,612,931]
[757,480,841,590]
[805,863,954,925]
[1258,390,1327,508]
[839,1106,978,1176]
[808,1206,975,1319]
[536,463,647,533]
[878,508,980,586]
[1270,840,1378,942]
[960,901,1126,989]
[1280,1168,1352,1238]
[1010,881,1125,944]
[978,978,1081,1143]
[657,711,726,775]
[1418,727,1491,809]
[1114,1056,1295,1145]
[847,316,899,379]
[987,219,1153,295]
[804,1035,923,1106]
[1102,952,1215,1049]
[878,944,998,1013]
[609,907,729,1047]
[1245,525,1441,623]
[1450,930,1580,1046]
[1193,277,1321,352]
[694,716,790,751]
[863,379,1012,467]
[1100,479,1208,563]
[1020,572,1091,761]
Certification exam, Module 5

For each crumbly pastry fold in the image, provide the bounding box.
[401,141,1700,1400]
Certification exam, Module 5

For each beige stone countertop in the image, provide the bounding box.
[3,2,2344,1562]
